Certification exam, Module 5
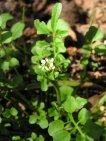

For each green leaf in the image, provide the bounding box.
[51,3,62,31]
[1,61,9,72]
[60,86,74,101]
[0,13,13,29]
[34,19,49,35]
[10,107,18,116]
[31,41,51,58]
[95,44,106,55]
[76,97,87,109]
[31,132,37,140]
[58,80,80,87]
[29,114,37,124]
[1,31,12,44]
[78,108,90,125]
[48,71,55,80]
[86,135,94,141]
[31,56,40,64]
[82,45,92,56]
[62,96,77,113]
[33,65,45,75]
[9,57,19,67]
[3,109,11,118]
[38,118,48,129]
[0,48,6,58]
[84,120,104,140]
[81,59,89,66]
[90,62,99,68]
[55,41,66,53]
[37,135,44,141]
[11,22,25,40]
[12,136,21,141]
[41,78,48,91]
[53,130,70,141]
[48,120,64,136]
[85,26,104,43]
[56,19,69,31]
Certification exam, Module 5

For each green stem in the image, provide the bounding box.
[52,82,61,105]
[70,114,85,139]
[22,6,25,23]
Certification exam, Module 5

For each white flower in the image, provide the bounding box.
[45,58,48,62]
[40,57,55,71]
[52,66,55,69]
[50,62,54,67]
[51,58,54,62]
[41,59,46,64]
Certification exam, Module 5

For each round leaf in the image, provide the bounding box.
[48,120,64,136]
[78,108,91,125]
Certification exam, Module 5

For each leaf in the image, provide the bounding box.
[1,31,12,44]
[11,22,25,40]
[0,48,6,58]
[3,109,11,118]
[38,118,48,129]
[31,132,37,140]
[82,45,92,56]
[56,30,69,38]
[51,3,62,31]
[84,120,105,140]
[48,120,64,136]
[0,13,13,29]
[12,136,21,141]
[76,97,87,109]
[9,58,19,67]
[56,19,69,31]
[1,61,9,72]
[85,26,104,43]
[58,80,80,87]
[10,107,18,116]
[29,114,37,124]
[60,86,74,101]
[78,108,91,125]
[34,19,49,35]
[55,41,66,53]
[53,130,70,141]
[95,44,106,55]
[31,56,40,64]
[41,78,48,91]
[62,96,77,113]
[31,41,51,58]
[37,135,44,141]
[81,59,89,66]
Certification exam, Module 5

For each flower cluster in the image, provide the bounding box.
[40,58,55,71]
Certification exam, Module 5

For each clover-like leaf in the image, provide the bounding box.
[53,130,70,141]
[76,97,87,110]
[0,13,13,29]
[62,96,77,113]
[60,86,74,101]
[29,114,38,124]
[48,120,64,136]
[10,107,18,116]
[38,118,48,129]
[78,108,91,125]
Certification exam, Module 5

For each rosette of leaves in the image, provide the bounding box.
[31,3,70,91]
